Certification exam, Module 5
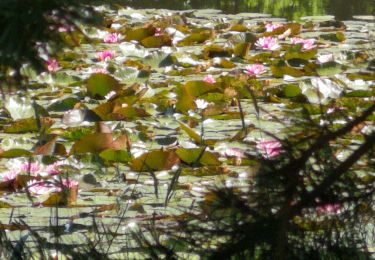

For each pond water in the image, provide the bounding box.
[121,0,375,21]
[0,2,374,258]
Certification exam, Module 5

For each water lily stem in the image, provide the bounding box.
[237,97,247,133]
[201,111,205,144]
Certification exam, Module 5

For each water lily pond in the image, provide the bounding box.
[0,4,374,259]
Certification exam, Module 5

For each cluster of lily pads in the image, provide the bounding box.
[0,159,77,206]
[0,6,373,257]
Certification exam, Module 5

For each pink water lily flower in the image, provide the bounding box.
[256,140,282,159]
[20,162,42,176]
[91,67,108,74]
[222,148,246,166]
[317,203,341,215]
[27,180,60,195]
[244,64,266,76]
[203,74,216,84]
[46,59,59,72]
[222,148,245,158]
[1,170,19,182]
[265,23,283,32]
[155,28,163,36]
[103,33,121,43]
[46,162,63,175]
[57,25,74,33]
[97,50,114,61]
[26,178,78,196]
[60,179,79,189]
[255,37,281,51]
[290,37,316,50]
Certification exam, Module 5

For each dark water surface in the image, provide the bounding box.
[119,0,374,21]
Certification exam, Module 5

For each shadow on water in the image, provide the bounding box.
[117,0,374,20]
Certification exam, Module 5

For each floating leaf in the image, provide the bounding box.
[316,62,345,76]
[213,58,236,68]
[203,45,231,59]
[0,201,13,208]
[4,117,54,133]
[4,96,34,120]
[230,24,248,32]
[284,46,317,61]
[263,23,301,37]
[0,223,28,231]
[180,166,229,176]
[99,149,132,164]
[175,86,195,114]
[281,84,302,98]
[140,35,172,48]
[320,32,346,42]
[125,26,155,42]
[270,61,305,77]
[47,97,80,112]
[131,150,180,171]
[344,90,373,98]
[347,73,375,81]
[92,203,117,213]
[177,29,214,46]
[92,101,148,121]
[178,121,202,144]
[184,81,219,97]
[233,43,251,58]
[230,125,255,141]
[70,133,129,154]
[35,137,67,156]
[176,148,221,166]
[86,73,121,99]
[0,149,32,158]
[42,186,78,206]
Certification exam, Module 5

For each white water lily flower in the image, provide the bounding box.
[317,53,334,63]
[302,78,342,104]
[111,23,121,30]
[104,90,116,100]
[188,110,198,117]
[62,109,85,126]
[165,27,185,44]
[171,164,179,172]
[195,99,208,110]
[130,13,146,20]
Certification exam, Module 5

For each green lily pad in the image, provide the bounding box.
[125,26,155,42]
[284,46,317,61]
[47,97,80,112]
[316,62,345,76]
[176,148,221,166]
[281,84,302,98]
[140,35,172,48]
[4,118,54,133]
[130,150,180,171]
[320,32,346,42]
[86,73,121,99]
[99,149,132,164]
[0,149,32,158]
